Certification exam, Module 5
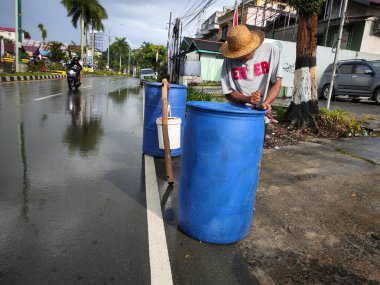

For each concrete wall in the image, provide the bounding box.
[360,17,380,53]
[200,53,224,82]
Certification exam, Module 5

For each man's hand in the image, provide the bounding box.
[250,90,262,105]
[261,102,272,113]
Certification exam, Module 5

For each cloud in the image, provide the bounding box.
[0,0,227,49]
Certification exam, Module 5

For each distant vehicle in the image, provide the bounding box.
[318,59,380,104]
[139,68,157,85]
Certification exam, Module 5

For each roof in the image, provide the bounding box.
[187,38,223,54]
[23,46,39,54]
[0,27,16,33]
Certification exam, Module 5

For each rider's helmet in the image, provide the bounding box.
[73,56,80,63]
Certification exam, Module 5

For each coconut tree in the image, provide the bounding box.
[112,37,130,72]
[285,0,325,129]
[61,0,107,61]
[24,31,31,40]
[37,23,47,43]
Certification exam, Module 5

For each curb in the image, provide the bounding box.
[0,74,67,83]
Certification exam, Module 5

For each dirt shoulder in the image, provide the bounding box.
[240,141,380,284]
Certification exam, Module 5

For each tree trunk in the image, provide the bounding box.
[119,54,121,72]
[85,26,89,66]
[92,25,95,70]
[80,16,84,60]
[286,13,319,130]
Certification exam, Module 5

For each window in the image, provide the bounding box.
[338,64,353,74]
[355,64,371,75]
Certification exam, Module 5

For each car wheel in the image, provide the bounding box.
[322,84,334,100]
[373,88,380,105]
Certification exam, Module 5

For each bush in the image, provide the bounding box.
[318,108,366,136]
[28,60,46,72]
[48,62,65,71]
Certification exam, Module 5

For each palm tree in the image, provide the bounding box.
[285,0,325,129]
[112,37,129,72]
[61,0,108,61]
[24,31,31,40]
[38,23,47,43]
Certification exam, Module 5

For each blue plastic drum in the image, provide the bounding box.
[143,82,187,157]
[179,102,266,244]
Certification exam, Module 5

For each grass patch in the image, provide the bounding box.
[187,87,224,102]
[188,81,221,87]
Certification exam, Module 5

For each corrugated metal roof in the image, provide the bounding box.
[188,38,222,53]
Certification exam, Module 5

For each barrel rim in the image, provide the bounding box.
[145,82,187,89]
[187,101,267,116]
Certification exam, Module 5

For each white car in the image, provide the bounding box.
[139,68,157,85]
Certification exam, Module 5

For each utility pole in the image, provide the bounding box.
[15,0,22,72]
[324,0,334,46]
[327,0,348,110]
[107,28,110,69]
[127,47,131,75]
[241,0,245,24]
[167,12,172,77]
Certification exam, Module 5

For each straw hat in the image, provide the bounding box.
[220,25,265,59]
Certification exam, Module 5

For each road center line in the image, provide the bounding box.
[144,155,173,285]
[35,93,63,101]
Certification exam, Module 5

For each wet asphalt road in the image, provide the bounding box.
[0,78,255,285]
[0,77,150,284]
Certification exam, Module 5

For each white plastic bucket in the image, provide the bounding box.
[156,117,182,150]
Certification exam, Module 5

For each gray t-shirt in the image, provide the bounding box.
[221,43,283,101]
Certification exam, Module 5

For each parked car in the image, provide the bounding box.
[139,68,157,85]
[318,59,380,104]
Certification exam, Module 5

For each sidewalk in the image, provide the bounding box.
[155,137,380,284]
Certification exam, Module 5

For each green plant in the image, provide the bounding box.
[48,62,65,71]
[187,87,213,102]
[318,108,365,136]
[272,105,287,123]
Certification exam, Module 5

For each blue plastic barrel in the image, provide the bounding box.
[179,102,266,244]
[143,82,187,157]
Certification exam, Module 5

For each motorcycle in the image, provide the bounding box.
[67,68,80,90]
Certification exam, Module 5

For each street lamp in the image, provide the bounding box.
[106,24,123,69]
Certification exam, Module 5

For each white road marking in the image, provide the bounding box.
[145,155,173,285]
[35,93,63,101]
[82,86,91,89]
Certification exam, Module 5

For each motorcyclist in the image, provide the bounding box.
[67,56,83,85]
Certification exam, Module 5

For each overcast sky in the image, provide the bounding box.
[0,0,232,49]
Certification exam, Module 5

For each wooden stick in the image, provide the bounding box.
[161,79,174,184]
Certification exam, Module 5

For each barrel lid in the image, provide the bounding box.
[187,101,267,116]
[145,82,187,89]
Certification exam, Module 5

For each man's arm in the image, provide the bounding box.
[225,91,250,104]
[262,78,282,112]
[225,91,262,105]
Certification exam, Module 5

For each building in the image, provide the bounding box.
[0,27,24,41]
[271,0,380,54]
[195,10,227,41]
[179,38,223,84]
[217,0,296,41]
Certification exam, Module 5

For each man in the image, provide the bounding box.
[220,25,282,114]
[67,56,83,85]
